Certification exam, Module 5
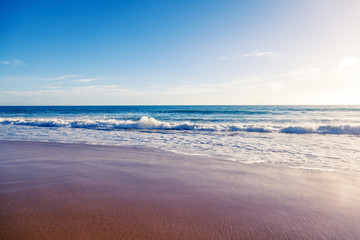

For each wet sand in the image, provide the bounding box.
[1,140,360,239]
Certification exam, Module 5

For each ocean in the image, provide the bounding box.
[0,105,359,172]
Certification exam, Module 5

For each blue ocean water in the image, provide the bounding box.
[1,105,359,172]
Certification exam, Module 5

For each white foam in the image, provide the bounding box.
[1,119,360,173]
[280,125,360,135]
[1,117,360,135]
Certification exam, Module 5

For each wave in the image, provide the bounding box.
[281,125,360,135]
[1,116,360,135]
[0,117,201,131]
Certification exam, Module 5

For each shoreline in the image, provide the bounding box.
[0,139,350,174]
[1,140,360,239]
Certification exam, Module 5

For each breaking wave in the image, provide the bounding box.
[1,116,360,135]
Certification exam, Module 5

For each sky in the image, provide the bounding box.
[1,0,360,105]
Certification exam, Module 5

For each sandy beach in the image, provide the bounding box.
[1,140,359,239]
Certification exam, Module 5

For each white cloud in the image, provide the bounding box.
[337,57,360,70]
[71,85,136,95]
[243,51,278,57]
[55,74,81,80]
[0,89,65,96]
[190,67,325,94]
[149,85,163,89]
[0,85,137,97]
[12,59,26,65]
[218,51,279,60]
[0,59,26,66]
[45,85,62,89]
[218,56,230,60]
[76,78,96,82]
[54,75,97,83]
[153,85,219,95]
[0,82,219,98]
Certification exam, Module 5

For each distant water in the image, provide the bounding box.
[1,105,359,172]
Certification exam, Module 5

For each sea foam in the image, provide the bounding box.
[1,116,360,135]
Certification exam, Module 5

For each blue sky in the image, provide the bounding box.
[1,0,360,105]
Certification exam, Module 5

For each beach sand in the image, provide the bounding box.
[1,140,359,239]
